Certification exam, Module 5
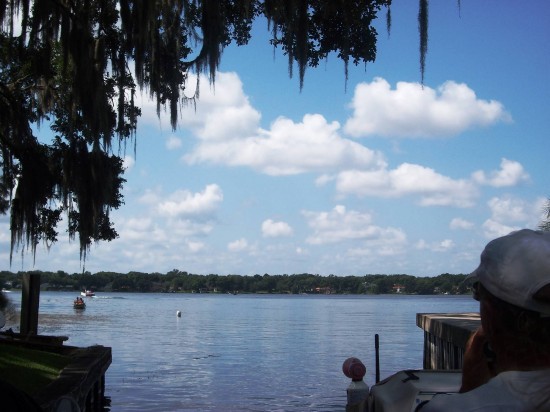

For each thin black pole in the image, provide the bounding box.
[375,334,380,383]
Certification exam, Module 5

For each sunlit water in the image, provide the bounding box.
[4,291,478,411]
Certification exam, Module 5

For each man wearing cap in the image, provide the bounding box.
[421,229,550,411]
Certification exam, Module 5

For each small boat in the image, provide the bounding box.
[73,299,86,310]
[81,289,95,297]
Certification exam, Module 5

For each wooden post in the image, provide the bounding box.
[416,313,480,370]
[20,273,40,335]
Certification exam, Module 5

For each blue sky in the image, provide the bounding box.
[2,0,549,276]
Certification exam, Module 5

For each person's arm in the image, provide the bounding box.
[459,327,496,393]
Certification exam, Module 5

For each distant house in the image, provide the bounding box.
[392,284,405,294]
[314,286,333,294]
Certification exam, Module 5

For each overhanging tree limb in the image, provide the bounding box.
[2,0,450,265]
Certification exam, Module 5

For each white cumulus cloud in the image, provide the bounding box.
[157,184,223,217]
[302,205,405,246]
[118,217,164,242]
[228,238,249,252]
[482,220,519,240]
[344,77,511,138]
[123,155,135,170]
[165,219,215,238]
[487,196,529,223]
[180,72,261,141]
[450,218,474,230]
[471,158,530,187]
[335,163,478,207]
[186,113,386,176]
[186,240,205,252]
[166,136,183,150]
[174,72,385,176]
[415,238,455,252]
[262,219,293,237]
[481,195,536,239]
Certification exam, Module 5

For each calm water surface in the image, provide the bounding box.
[5,292,478,411]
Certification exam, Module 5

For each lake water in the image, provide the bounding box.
[4,291,479,411]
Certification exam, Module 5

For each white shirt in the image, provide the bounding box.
[421,369,550,411]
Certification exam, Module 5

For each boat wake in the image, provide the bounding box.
[92,296,125,300]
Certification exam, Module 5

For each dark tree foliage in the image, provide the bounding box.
[2,0,450,266]
[0,270,470,295]
[418,0,428,83]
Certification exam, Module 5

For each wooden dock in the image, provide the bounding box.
[35,344,112,411]
[416,312,480,370]
[4,273,112,410]
[0,335,111,411]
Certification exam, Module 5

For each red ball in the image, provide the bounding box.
[342,357,366,381]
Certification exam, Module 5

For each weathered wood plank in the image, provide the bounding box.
[416,313,480,370]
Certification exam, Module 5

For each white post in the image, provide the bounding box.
[343,357,369,412]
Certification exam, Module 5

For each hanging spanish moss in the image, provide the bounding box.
[4,0,456,266]
[265,0,391,90]
[418,0,429,84]
[386,5,392,38]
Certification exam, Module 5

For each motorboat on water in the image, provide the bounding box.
[73,298,86,310]
[81,289,95,297]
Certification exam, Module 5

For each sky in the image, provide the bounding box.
[1,0,549,277]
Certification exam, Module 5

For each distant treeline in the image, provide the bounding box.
[0,270,471,295]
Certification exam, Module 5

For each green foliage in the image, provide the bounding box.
[1,270,469,295]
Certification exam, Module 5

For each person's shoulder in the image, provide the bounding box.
[499,369,550,380]
[497,369,550,409]
[419,378,523,412]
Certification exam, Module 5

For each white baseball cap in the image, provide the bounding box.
[467,229,550,315]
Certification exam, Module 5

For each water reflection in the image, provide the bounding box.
[4,292,478,411]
